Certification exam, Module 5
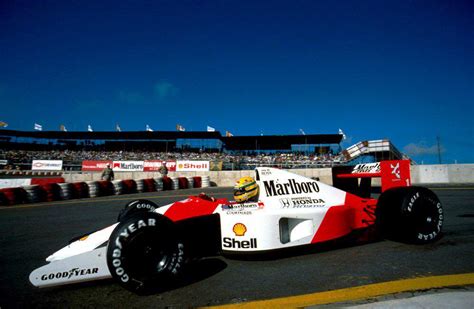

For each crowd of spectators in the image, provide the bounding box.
[0,149,345,170]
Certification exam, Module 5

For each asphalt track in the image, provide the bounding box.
[0,187,473,308]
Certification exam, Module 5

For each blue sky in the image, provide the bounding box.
[0,0,472,164]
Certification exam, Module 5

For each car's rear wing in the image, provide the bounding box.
[332,160,411,197]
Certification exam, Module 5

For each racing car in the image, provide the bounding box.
[29,160,443,293]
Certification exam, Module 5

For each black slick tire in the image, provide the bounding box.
[376,186,443,244]
[117,199,160,222]
[107,212,186,293]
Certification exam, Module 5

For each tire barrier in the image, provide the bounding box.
[71,182,88,199]
[162,177,172,191]
[97,181,114,197]
[40,183,61,202]
[0,174,210,206]
[0,190,6,206]
[86,181,100,198]
[24,185,42,203]
[0,187,27,206]
[112,180,123,195]
[135,179,145,193]
[58,183,72,200]
[178,177,188,189]
[121,180,137,194]
[142,179,156,192]
[170,177,179,190]
[154,177,164,191]
[186,176,194,189]
[201,175,211,188]
[193,176,202,188]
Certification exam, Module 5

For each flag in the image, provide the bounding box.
[87,125,93,132]
[226,131,233,137]
[60,124,67,132]
[146,124,153,132]
[299,129,306,135]
[34,123,43,131]
[0,121,8,128]
[176,124,185,131]
[207,126,215,132]
[338,128,347,140]
[116,123,121,132]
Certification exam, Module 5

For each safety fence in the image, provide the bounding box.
[0,175,210,207]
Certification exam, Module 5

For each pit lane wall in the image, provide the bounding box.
[61,164,474,186]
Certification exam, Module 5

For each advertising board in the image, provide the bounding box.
[82,160,113,172]
[31,160,63,171]
[176,160,210,172]
[143,160,177,172]
[112,161,144,172]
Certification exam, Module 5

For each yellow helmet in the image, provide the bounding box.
[233,176,259,203]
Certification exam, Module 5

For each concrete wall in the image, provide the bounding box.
[62,164,474,186]
[411,164,474,184]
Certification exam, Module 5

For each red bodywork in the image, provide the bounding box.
[315,160,412,243]
[163,160,412,248]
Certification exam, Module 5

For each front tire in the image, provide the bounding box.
[117,199,160,222]
[376,186,443,244]
[107,212,186,293]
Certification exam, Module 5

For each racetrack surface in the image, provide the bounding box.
[0,188,473,308]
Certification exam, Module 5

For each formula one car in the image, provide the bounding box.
[29,160,443,292]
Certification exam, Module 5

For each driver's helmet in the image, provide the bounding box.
[233,176,259,203]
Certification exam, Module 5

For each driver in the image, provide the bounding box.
[233,176,259,203]
[198,176,259,203]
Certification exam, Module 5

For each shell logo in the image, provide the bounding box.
[178,164,184,169]
[233,223,247,236]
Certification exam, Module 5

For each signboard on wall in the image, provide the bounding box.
[31,160,63,171]
[176,160,209,172]
[143,160,177,172]
[82,160,113,172]
[112,161,144,172]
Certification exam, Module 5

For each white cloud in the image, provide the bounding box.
[154,81,179,100]
[403,142,445,156]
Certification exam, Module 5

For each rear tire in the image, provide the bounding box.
[107,212,186,293]
[376,186,443,244]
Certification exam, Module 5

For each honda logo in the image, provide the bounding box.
[279,198,291,208]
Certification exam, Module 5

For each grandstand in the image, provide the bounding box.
[341,140,405,163]
[0,129,343,171]
[0,130,406,171]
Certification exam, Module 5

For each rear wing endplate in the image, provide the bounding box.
[332,160,411,197]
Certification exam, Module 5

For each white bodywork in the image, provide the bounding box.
[30,167,348,288]
[217,167,346,252]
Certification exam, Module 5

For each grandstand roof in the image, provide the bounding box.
[0,130,342,151]
[0,129,222,140]
[222,134,342,150]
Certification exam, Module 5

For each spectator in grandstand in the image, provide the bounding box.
[101,164,114,181]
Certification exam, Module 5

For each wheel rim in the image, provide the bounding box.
[412,196,440,236]
[121,230,175,281]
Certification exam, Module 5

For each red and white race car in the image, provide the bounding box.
[29,160,443,292]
